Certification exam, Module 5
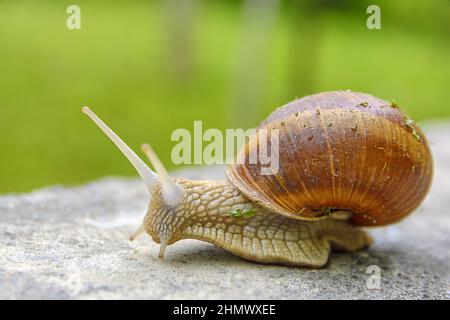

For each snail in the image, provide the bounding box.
[82,90,433,267]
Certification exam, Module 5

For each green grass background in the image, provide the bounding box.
[0,0,449,193]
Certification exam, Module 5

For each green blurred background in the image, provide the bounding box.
[0,0,449,193]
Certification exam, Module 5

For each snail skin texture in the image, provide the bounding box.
[82,90,433,267]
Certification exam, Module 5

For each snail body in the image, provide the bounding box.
[82,90,433,267]
[146,179,370,267]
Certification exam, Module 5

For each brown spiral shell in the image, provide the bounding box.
[226,91,433,226]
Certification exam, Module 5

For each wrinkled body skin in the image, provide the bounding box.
[144,179,372,267]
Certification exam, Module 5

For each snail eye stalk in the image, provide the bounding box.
[81,106,158,193]
[141,143,185,208]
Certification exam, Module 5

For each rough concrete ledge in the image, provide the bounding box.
[0,123,449,299]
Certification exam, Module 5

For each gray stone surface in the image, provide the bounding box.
[0,124,449,300]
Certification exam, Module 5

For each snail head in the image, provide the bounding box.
[82,107,186,259]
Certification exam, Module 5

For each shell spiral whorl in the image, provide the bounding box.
[227,91,433,226]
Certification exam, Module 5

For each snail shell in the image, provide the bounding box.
[226,91,433,226]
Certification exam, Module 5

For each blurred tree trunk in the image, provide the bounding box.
[229,0,280,128]
[286,0,325,98]
[164,0,198,81]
